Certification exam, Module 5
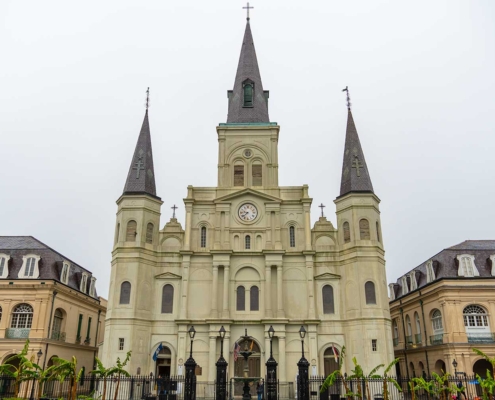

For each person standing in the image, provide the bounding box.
[256,380,264,400]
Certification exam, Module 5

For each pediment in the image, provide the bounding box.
[314,272,341,281]
[214,188,281,204]
[155,272,182,280]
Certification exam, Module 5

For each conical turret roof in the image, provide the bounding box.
[339,110,374,196]
[123,110,159,198]
[227,21,270,123]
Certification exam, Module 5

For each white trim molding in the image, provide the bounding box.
[490,255,495,276]
[426,260,435,282]
[61,261,70,284]
[409,271,418,290]
[0,253,11,278]
[80,272,89,292]
[18,254,41,279]
[456,254,480,277]
[89,277,96,297]
[388,283,395,300]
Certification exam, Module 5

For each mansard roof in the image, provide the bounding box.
[390,240,495,301]
[0,236,98,298]
[227,21,270,123]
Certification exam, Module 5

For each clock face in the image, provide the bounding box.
[238,203,258,222]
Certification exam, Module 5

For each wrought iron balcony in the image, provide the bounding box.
[5,328,30,339]
[415,334,422,344]
[393,337,399,346]
[51,331,66,341]
[430,333,445,345]
[467,332,495,343]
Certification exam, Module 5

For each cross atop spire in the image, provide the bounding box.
[243,2,254,21]
[145,87,150,110]
[342,86,351,111]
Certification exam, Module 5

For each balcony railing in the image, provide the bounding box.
[51,331,66,341]
[430,333,445,345]
[406,335,413,345]
[393,337,399,346]
[467,332,495,343]
[5,328,30,339]
[415,334,422,344]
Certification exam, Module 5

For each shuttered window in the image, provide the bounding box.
[343,222,350,243]
[250,286,259,311]
[126,221,137,242]
[146,223,154,244]
[119,281,131,304]
[322,285,335,314]
[365,281,376,304]
[234,165,244,186]
[236,286,245,311]
[252,164,262,186]
[161,284,174,314]
[243,84,253,107]
[359,219,370,240]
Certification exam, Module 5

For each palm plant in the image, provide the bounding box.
[349,357,384,400]
[472,348,495,400]
[23,361,58,400]
[411,376,436,400]
[320,347,354,398]
[91,357,114,400]
[107,351,131,400]
[382,358,401,400]
[0,340,35,398]
[49,356,84,400]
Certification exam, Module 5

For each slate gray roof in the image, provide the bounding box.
[339,110,374,197]
[227,21,270,123]
[0,236,98,298]
[390,240,495,301]
[123,110,158,198]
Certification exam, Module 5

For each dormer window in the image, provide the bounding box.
[243,80,254,107]
[457,254,479,277]
[89,277,96,297]
[426,260,435,283]
[80,273,88,293]
[401,276,408,296]
[61,263,70,284]
[18,254,40,279]
[490,255,495,276]
[388,283,395,300]
[409,271,418,290]
[0,254,10,279]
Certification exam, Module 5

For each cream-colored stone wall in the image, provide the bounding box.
[102,123,393,381]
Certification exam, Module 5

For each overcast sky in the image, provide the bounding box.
[1,0,494,299]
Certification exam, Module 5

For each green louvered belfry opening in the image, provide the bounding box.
[243,84,253,107]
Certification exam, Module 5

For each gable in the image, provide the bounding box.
[214,188,281,204]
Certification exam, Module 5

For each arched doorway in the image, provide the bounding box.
[324,347,340,376]
[155,346,172,377]
[234,339,261,377]
[434,360,446,374]
[473,359,493,379]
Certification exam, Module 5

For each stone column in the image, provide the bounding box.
[208,334,217,382]
[266,211,272,248]
[180,257,191,319]
[279,336,286,382]
[265,265,272,318]
[275,210,282,250]
[306,257,315,319]
[222,265,230,319]
[184,201,193,250]
[214,211,221,249]
[223,333,230,375]
[212,265,219,317]
[265,333,271,364]
[303,203,312,251]
[277,265,285,318]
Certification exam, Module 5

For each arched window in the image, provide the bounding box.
[119,281,131,305]
[289,226,296,248]
[52,309,63,339]
[365,281,376,304]
[243,83,253,107]
[146,223,154,244]
[393,319,399,341]
[245,235,251,250]
[236,286,245,311]
[11,304,33,329]
[161,285,174,314]
[25,257,36,277]
[250,286,259,311]
[432,309,443,333]
[406,315,413,344]
[376,222,380,242]
[359,219,370,240]
[343,222,350,243]
[234,163,244,186]
[252,163,262,186]
[126,220,137,242]
[200,226,207,248]
[322,285,335,314]
[463,305,489,328]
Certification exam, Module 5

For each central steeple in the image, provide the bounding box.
[227,20,270,123]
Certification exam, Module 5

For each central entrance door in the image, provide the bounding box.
[155,345,172,377]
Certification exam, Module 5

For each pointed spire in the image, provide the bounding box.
[123,93,158,198]
[339,105,374,197]
[227,21,270,123]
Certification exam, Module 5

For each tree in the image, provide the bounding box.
[472,348,495,400]
[91,357,114,400]
[107,351,131,400]
[382,359,401,400]
[0,340,35,398]
[49,356,84,400]
[349,357,384,400]
[320,347,354,398]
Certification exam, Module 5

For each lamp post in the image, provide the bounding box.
[452,359,458,376]
[30,350,43,400]
[216,326,228,400]
[185,326,197,400]
[297,326,309,400]
[265,326,278,400]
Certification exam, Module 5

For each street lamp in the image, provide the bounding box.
[266,326,278,400]
[185,326,197,400]
[297,326,309,400]
[216,326,228,400]
[452,359,458,376]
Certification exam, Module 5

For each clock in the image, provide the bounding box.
[238,203,258,222]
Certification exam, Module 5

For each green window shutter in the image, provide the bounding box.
[86,317,92,340]
[76,314,83,339]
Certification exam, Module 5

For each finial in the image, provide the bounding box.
[318,203,326,218]
[243,2,254,21]
[342,86,351,110]
[171,204,178,219]
[145,87,150,110]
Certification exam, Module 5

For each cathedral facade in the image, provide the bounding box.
[101,20,394,382]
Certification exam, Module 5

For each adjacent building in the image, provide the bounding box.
[0,236,106,372]
[389,240,495,379]
[102,18,394,382]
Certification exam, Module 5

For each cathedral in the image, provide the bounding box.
[101,18,394,382]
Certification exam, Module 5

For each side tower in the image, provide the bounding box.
[334,100,394,367]
[102,107,163,370]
